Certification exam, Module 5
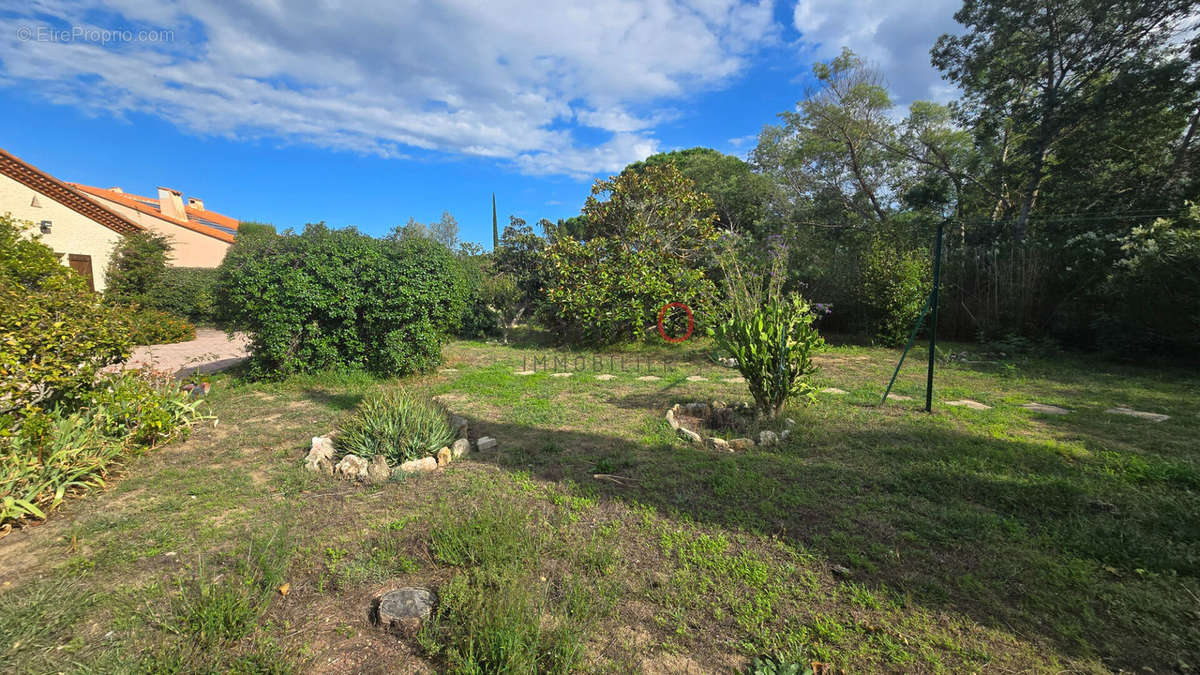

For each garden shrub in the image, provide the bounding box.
[148,267,220,324]
[216,224,469,378]
[103,231,172,308]
[710,295,824,417]
[0,216,131,420]
[1,369,204,525]
[125,307,196,345]
[540,165,719,344]
[860,240,931,347]
[336,390,454,465]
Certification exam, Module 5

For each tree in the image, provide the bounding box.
[540,164,719,344]
[104,231,172,308]
[491,193,499,250]
[932,0,1197,238]
[625,148,775,235]
[388,212,459,250]
[486,217,546,341]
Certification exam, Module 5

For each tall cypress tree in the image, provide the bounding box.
[491,193,499,250]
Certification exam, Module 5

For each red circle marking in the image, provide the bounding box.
[657,302,694,343]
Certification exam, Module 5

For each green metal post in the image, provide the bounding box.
[925,220,945,413]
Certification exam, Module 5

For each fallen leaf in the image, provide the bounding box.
[278,583,290,597]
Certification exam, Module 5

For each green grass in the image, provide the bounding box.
[0,332,1197,672]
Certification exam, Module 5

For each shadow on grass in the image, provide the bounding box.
[456,410,1199,672]
[302,388,365,411]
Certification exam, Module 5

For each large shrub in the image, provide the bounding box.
[1093,207,1200,354]
[540,165,719,344]
[336,391,454,466]
[216,224,468,378]
[148,267,220,323]
[103,231,172,308]
[0,216,131,419]
[860,240,931,346]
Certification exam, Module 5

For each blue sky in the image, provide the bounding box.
[1,0,961,247]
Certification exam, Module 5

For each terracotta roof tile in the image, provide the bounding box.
[0,148,143,236]
[69,183,237,244]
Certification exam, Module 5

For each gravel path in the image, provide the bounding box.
[124,329,251,377]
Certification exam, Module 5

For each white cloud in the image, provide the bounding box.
[2,0,778,177]
[791,0,963,106]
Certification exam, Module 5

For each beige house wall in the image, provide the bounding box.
[88,199,231,268]
[0,171,125,291]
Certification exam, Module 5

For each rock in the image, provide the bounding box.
[780,429,791,440]
[366,455,390,483]
[831,565,851,578]
[399,456,437,473]
[1022,402,1071,415]
[711,400,727,410]
[677,427,702,444]
[316,457,333,476]
[757,430,779,447]
[886,393,914,401]
[437,446,452,467]
[709,406,736,429]
[450,415,468,437]
[451,438,470,459]
[785,418,796,428]
[729,438,755,451]
[705,437,730,452]
[685,402,710,417]
[595,373,617,381]
[821,387,848,395]
[665,408,680,430]
[551,372,573,377]
[946,399,992,410]
[1105,406,1169,422]
[372,587,436,637]
[476,436,498,451]
[637,375,662,381]
[513,370,536,375]
[685,375,708,382]
[304,434,336,472]
[335,454,369,480]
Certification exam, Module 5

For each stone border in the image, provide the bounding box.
[303,412,498,482]
[665,402,791,452]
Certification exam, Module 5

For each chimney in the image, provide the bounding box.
[157,187,187,221]
[187,196,205,211]
[109,186,124,193]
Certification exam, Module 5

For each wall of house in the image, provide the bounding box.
[87,199,232,267]
[0,172,125,291]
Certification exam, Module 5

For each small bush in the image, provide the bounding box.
[126,307,196,345]
[148,267,220,323]
[217,224,468,378]
[0,216,131,419]
[860,240,931,347]
[336,391,453,465]
[710,295,824,417]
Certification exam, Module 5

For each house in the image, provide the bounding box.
[69,183,238,268]
[0,148,143,291]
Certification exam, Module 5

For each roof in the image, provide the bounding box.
[69,183,238,244]
[0,148,143,236]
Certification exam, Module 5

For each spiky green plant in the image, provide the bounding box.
[336,391,454,465]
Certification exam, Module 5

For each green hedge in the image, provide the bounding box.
[216,224,468,378]
[147,267,220,324]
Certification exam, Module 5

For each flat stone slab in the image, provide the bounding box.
[638,375,662,381]
[685,375,708,382]
[1105,406,1170,422]
[887,393,914,401]
[439,368,458,373]
[373,587,435,637]
[946,399,991,410]
[821,387,848,395]
[1022,402,1071,415]
[551,372,572,378]
[722,376,745,384]
[595,373,617,380]
[513,370,535,375]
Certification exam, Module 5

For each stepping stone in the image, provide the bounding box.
[513,370,535,375]
[595,374,617,381]
[946,399,991,410]
[685,375,708,382]
[723,376,745,384]
[637,375,662,382]
[550,372,572,378]
[439,368,458,373]
[887,393,913,401]
[1105,406,1170,422]
[821,387,848,395]
[1022,402,1071,415]
[372,587,435,637]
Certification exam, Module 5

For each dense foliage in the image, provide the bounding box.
[103,231,172,308]
[336,391,454,465]
[147,267,220,323]
[540,164,719,344]
[0,216,131,419]
[126,307,196,346]
[216,223,468,378]
[860,241,932,346]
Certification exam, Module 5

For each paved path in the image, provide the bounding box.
[124,329,251,377]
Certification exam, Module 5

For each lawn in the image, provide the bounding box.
[1,333,1197,673]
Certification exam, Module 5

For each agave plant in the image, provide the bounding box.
[336,391,454,465]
